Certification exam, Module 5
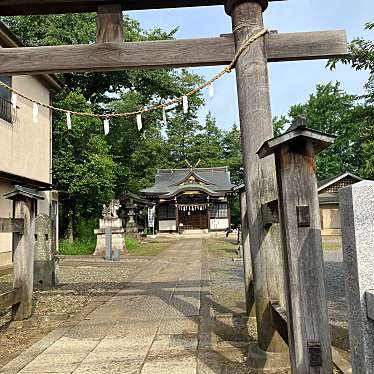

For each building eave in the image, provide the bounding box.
[317,172,362,192]
[0,21,63,91]
[0,170,53,190]
[159,185,226,199]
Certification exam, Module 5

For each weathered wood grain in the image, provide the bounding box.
[0,30,347,75]
[12,198,35,321]
[239,190,255,316]
[261,199,279,227]
[0,0,285,15]
[96,4,123,43]
[273,139,332,372]
[230,0,287,353]
[0,289,22,310]
[270,301,352,374]
[270,301,288,344]
[0,218,24,234]
[366,290,374,321]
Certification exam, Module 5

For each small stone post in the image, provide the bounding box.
[339,180,374,374]
[258,121,335,373]
[105,226,112,261]
[34,214,57,287]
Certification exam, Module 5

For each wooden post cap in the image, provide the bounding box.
[224,0,269,15]
[257,127,336,159]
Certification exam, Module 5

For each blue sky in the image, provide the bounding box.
[128,0,372,130]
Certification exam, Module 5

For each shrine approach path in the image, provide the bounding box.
[1,239,224,374]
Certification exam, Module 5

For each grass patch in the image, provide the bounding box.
[59,239,96,255]
[322,236,342,251]
[322,241,342,251]
[207,239,239,257]
[125,237,172,256]
[59,237,172,257]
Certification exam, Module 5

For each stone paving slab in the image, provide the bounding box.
[3,240,206,374]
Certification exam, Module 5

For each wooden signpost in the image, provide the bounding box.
[1,189,38,320]
[258,120,336,372]
[0,0,348,370]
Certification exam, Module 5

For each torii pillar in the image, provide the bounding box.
[224,0,288,357]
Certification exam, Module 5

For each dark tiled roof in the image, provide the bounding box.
[141,167,233,197]
[119,192,154,207]
[317,172,362,190]
[318,175,337,189]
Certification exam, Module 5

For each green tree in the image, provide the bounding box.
[53,90,117,240]
[273,115,288,136]
[222,123,243,185]
[327,21,374,180]
[328,21,374,102]
[3,14,206,237]
[190,112,224,167]
[279,82,367,180]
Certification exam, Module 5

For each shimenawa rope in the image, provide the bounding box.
[0,27,268,120]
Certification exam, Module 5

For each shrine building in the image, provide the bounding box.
[141,167,234,233]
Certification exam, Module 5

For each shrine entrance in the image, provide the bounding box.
[0,1,349,372]
[179,209,208,230]
[177,193,209,230]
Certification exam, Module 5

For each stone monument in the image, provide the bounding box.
[339,180,374,373]
[34,214,58,287]
[94,199,126,257]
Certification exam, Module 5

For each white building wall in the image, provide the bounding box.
[210,218,229,231]
[0,181,13,265]
[0,70,53,266]
[0,75,52,184]
[159,220,177,231]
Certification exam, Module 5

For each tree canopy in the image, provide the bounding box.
[4,14,373,239]
[2,13,243,238]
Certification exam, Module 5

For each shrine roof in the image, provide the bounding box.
[141,167,234,197]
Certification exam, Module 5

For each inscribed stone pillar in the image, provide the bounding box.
[339,180,374,373]
[34,214,57,287]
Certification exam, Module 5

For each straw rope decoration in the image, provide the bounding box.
[0,27,268,128]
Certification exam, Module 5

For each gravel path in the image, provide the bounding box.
[323,250,350,353]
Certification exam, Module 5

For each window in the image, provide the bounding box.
[0,75,12,123]
[158,205,176,220]
[211,203,228,218]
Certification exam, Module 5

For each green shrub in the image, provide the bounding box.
[124,237,138,252]
[75,218,98,242]
[59,239,96,255]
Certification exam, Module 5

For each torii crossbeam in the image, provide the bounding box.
[0,0,285,14]
[0,1,348,372]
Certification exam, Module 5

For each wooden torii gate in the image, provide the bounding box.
[0,0,347,372]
